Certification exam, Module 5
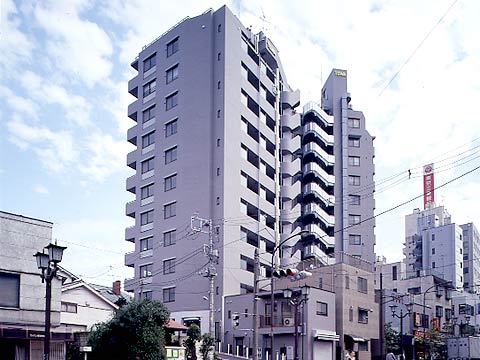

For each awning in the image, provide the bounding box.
[345,334,368,343]
[312,329,340,341]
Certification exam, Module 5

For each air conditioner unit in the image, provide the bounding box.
[283,317,294,326]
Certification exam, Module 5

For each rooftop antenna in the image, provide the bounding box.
[259,7,271,32]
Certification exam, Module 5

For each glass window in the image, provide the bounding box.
[0,273,20,308]
[140,237,153,251]
[165,119,178,137]
[349,234,361,245]
[163,287,175,302]
[357,277,368,294]
[142,106,156,123]
[143,53,156,72]
[163,258,176,274]
[348,136,360,147]
[141,158,155,173]
[140,264,153,278]
[349,195,361,205]
[164,174,177,191]
[358,308,369,323]
[164,202,176,219]
[316,301,328,316]
[141,210,154,225]
[348,156,360,166]
[142,131,155,148]
[348,118,360,128]
[61,302,77,313]
[141,183,154,199]
[165,147,177,164]
[348,176,360,186]
[349,215,361,225]
[143,79,156,97]
[166,92,178,110]
[142,291,153,300]
[164,230,176,246]
[166,65,179,84]
[166,38,179,57]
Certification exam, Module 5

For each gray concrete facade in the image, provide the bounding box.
[0,211,66,359]
[461,222,480,292]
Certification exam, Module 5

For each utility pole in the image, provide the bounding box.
[253,248,260,360]
[380,272,384,359]
[192,215,218,337]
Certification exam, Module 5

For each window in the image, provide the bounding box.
[142,291,153,300]
[140,237,153,251]
[141,158,155,173]
[436,306,443,318]
[348,136,360,147]
[349,234,361,245]
[349,215,361,225]
[141,210,154,225]
[166,65,179,84]
[392,266,398,281]
[432,234,435,241]
[165,119,177,137]
[358,308,369,324]
[164,202,176,219]
[166,38,178,57]
[164,230,176,246]
[348,175,360,186]
[432,262,435,268]
[0,272,20,308]
[357,277,368,294]
[163,287,175,302]
[144,53,156,72]
[432,248,435,255]
[164,174,177,191]
[163,258,176,274]
[166,92,178,110]
[61,302,77,313]
[143,106,156,123]
[348,156,360,166]
[348,118,360,128]
[141,183,154,199]
[349,195,361,205]
[316,301,328,316]
[140,264,153,278]
[349,307,353,321]
[165,147,177,164]
[143,79,156,97]
[142,132,155,148]
[218,24,222,32]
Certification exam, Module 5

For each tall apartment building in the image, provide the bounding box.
[124,5,376,333]
[460,223,480,291]
[404,206,464,289]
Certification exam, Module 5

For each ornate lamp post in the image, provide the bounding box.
[390,301,413,359]
[34,243,66,360]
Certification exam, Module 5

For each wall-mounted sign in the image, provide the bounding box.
[334,70,347,77]
[423,163,435,209]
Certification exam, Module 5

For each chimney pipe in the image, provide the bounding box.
[113,280,121,296]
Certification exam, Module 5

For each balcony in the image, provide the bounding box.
[280,159,301,177]
[280,89,300,109]
[128,76,139,98]
[280,182,301,200]
[126,150,137,170]
[124,277,136,292]
[127,125,137,145]
[125,251,135,267]
[280,113,301,131]
[303,243,334,263]
[128,101,138,122]
[303,162,335,186]
[304,224,334,248]
[303,143,334,166]
[303,122,334,146]
[258,315,295,330]
[125,225,135,242]
[280,136,301,155]
[126,174,136,194]
[303,204,334,227]
[303,183,335,207]
[126,200,136,218]
[303,102,334,126]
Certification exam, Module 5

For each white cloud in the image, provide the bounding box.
[33,0,113,88]
[0,0,34,78]
[33,184,50,195]
[7,116,77,173]
[0,85,39,120]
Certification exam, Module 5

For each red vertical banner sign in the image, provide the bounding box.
[423,164,435,209]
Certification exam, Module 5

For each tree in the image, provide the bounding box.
[88,299,170,360]
[425,328,446,359]
[199,333,215,360]
[183,324,201,360]
[385,322,400,354]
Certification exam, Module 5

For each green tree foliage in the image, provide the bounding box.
[199,333,215,360]
[425,328,445,359]
[88,299,170,360]
[385,322,400,353]
[183,324,201,360]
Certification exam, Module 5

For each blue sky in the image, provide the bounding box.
[2,0,480,286]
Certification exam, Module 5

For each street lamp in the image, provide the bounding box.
[268,230,307,360]
[390,302,413,359]
[34,243,66,360]
[283,286,310,360]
